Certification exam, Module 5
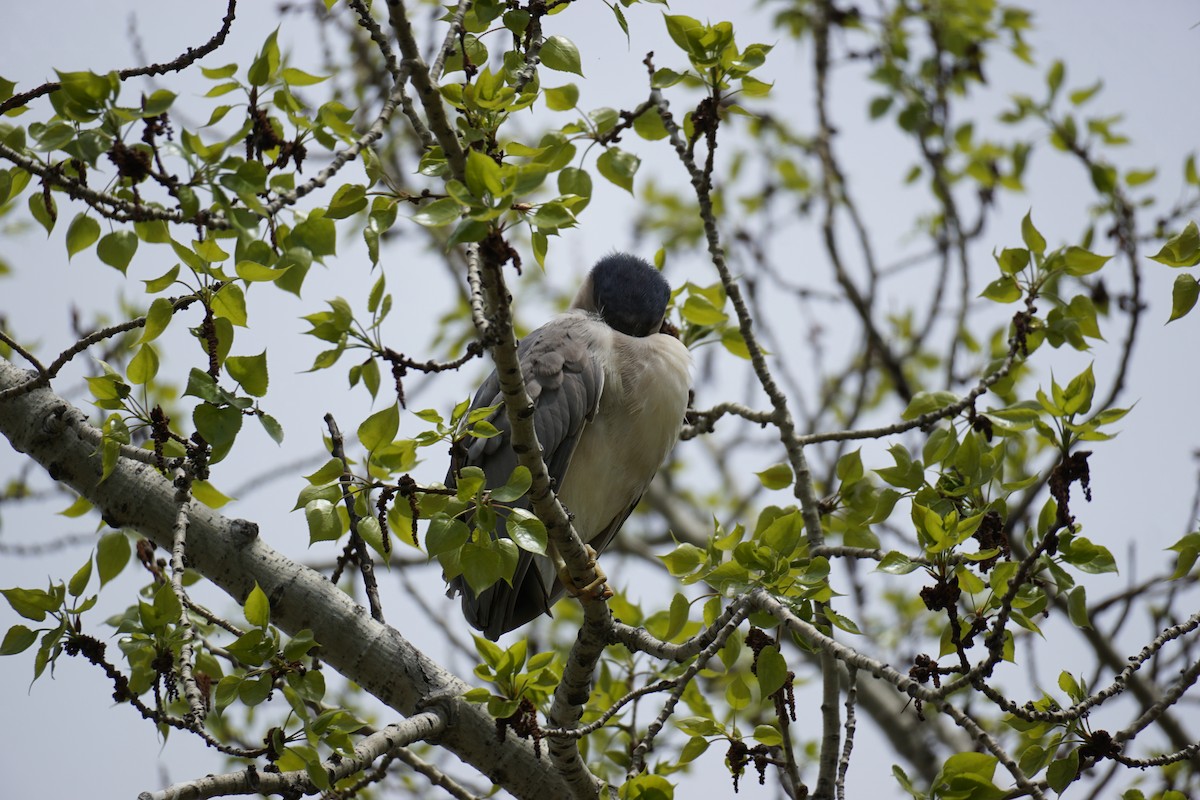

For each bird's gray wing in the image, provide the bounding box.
[446,314,604,640]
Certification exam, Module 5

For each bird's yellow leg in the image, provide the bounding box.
[554,544,613,600]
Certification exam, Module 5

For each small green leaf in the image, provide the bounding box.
[211,283,248,327]
[411,197,462,227]
[1061,246,1111,276]
[248,29,281,86]
[143,265,181,293]
[140,297,175,344]
[259,412,284,444]
[1067,585,1091,629]
[226,351,269,397]
[755,646,788,697]
[58,495,92,518]
[1046,749,1079,793]
[1149,221,1200,267]
[427,516,470,557]
[1,625,38,656]
[359,404,400,452]
[540,35,584,76]
[66,213,100,259]
[902,391,959,420]
[1021,210,1046,255]
[980,275,1022,304]
[492,466,532,503]
[1168,274,1200,323]
[236,260,288,282]
[755,463,793,490]
[97,231,138,273]
[305,499,343,543]
[29,192,56,234]
[193,403,243,450]
[127,343,159,385]
[996,247,1030,275]
[506,508,548,555]
[596,147,639,194]
[244,583,270,627]
[192,480,233,508]
[282,67,328,86]
[543,83,579,111]
[68,557,93,597]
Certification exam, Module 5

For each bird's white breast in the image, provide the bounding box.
[557,321,692,542]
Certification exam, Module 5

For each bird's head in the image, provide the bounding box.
[572,253,671,338]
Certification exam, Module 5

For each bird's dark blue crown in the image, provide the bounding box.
[590,253,670,338]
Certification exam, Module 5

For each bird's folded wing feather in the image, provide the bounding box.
[448,314,605,639]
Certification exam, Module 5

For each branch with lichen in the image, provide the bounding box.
[466,240,607,798]
[138,714,447,800]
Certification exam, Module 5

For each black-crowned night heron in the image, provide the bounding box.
[447,253,692,639]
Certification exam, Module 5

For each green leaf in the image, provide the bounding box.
[140,297,174,344]
[902,391,959,420]
[29,192,56,234]
[68,557,92,597]
[96,532,130,587]
[1168,274,1200,323]
[236,260,288,282]
[597,147,639,194]
[755,646,788,697]
[492,466,532,503]
[455,466,487,501]
[877,551,919,575]
[426,516,470,557]
[1061,246,1111,276]
[143,265,181,293]
[1067,585,1091,629]
[1046,60,1064,97]
[544,83,579,111]
[460,542,508,593]
[1,625,38,656]
[326,183,367,219]
[1046,749,1079,793]
[291,215,336,258]
[680,294,727,326]
[2,587,60,621]
[359,404,399,452]
[1149,221,1200,267]
[465,149,504,199]
[755,463,793,490]
[980,275,1022,303]
[305,499,343,543]
[212,284,248,327]
[540,35,584,76]
[1021,210,1046,255]
[411,197,462,227]
[58,495,92,518]
[258,413,284,444]
[226,351,269,397]
[996,247,1029,275]
[244,583,271,627]
[282,67,328,86]
[192,480,233,508]
[127,343,159,385]
[193,403,243,450]
[248,29,281,86]
[96,231,138,273]
[65,213,100,260]
[506,508,548,555]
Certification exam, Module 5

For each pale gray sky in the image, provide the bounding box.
[2,2,1199,798]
